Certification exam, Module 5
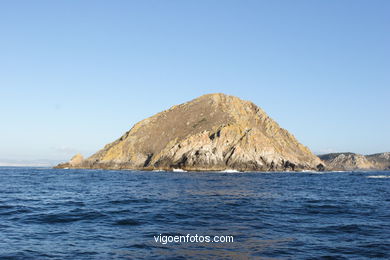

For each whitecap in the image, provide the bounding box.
[304,171,325,174]
[173,168,187,172]
[301,170,325,174]
[219,169,240,173]
[367,175,390,179]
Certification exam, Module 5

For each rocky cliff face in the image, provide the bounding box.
[318,153,374,171]
[366,152,390,170]
[56,93,324,171]
[319,152,390,171]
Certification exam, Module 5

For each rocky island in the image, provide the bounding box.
[319,152,390,171]
[56,93,325,172]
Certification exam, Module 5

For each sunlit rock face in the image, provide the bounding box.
[68,153,84,167]
[56,93,324,172]
[319,152,390,171]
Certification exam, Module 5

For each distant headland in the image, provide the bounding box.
[319,152,390,171]
[55,93,389,172]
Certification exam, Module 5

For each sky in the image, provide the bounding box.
[0,0,389,165]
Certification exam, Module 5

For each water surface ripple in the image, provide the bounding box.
[0,167,389,259]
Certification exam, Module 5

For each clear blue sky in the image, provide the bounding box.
[1,0,389,164]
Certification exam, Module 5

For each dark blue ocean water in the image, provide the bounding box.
[0,167,389,259]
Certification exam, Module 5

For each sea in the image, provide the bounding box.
[0,167,389,259]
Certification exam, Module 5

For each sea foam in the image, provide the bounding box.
[173,169,187,172]
[219,169,240,173]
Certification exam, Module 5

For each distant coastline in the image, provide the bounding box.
[0,160,54,167]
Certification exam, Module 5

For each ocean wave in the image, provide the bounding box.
[114,218,142,226]
[172,168,187,172]
[1,167,389,259]
[301,170,325,174]
[367,175,390,178]
[22,210,107,224]
[219,169,240,173]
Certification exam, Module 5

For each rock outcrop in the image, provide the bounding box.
[318,153,374,171]
[69,153,84,167]
[55,93,324,172]
[319,152,390,171]
[366,152,390,170]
